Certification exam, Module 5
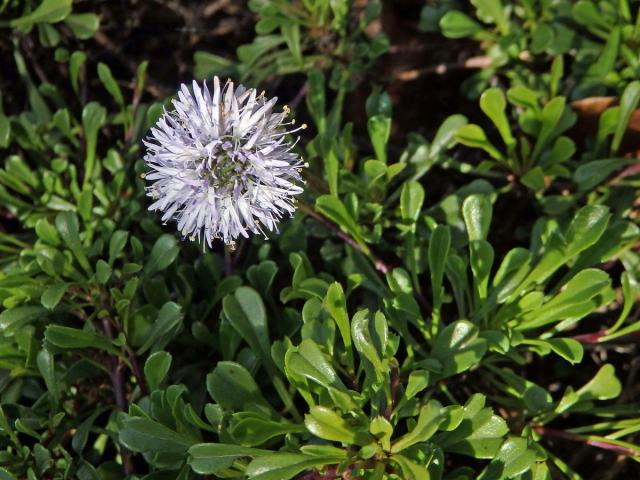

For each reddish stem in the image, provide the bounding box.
[535,426,639,458]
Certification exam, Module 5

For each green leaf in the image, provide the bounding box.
[479,88,515,150]
[69,51,87,93]
[440,10,484,38]
[429,225,450,311]
[144,351,172,391]
[230,413,304,446]
[56,211,91,274]
[285,339,346,390]
[469,239,494,303]
[305,406,369,445]
[370,416,393,451]
[430,114,469,159]
[109,230,129,264]
[81,102,106,189]
[188,443,270,474]
[351,310,387,375]
[391,454,430,480]
[431,320,487,378]
[97,63,124,106]
[520,167,545,191]
[72,408,106,453]
[64,13,100,39]
[455,124,504,161]
[246,260,278,296]
[495,368,553,414]
[477,437,536,479]
[434,394,508,458]
[36,349,59,405]
[611,81,640,153]
[585,27,620,82]
[606,271,640,336]
[400,181,425,223]
[490,247,531,303]
[324,283,353,366]
[306,70,326,132]
[0,306,46,334]
[532,97,566,160]
[576,364,621,402]
[223,287,271,367]
[565,205,610,258]
[523,205,609,287]
[0,468,17,480]
[246,453,345,480]
[391,400,445,452]
[281,23,302,65]
[472,0,509,34]
[315,195,367,250]
[405,370,431,399]
[507,86,539,111]
[368,115,391,164]
[136,301,183,353]
[518,269,611,329]
[10,0,72,29]
[0,96,9,147]
[207,361,272,413]
[45,325,116,353]
[546,338,583,364]
[463,194,492,241]
[573,158,635,191]
[549,55,564,97]
[95,259,112,284]
[572,0,608,28]
[193,51,237,80]
[41,283,68,310]
[120,417,197,453]
[144,234,180,276]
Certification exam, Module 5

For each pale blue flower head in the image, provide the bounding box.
[143,77,306,246]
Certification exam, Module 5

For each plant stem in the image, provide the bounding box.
[535,426,640,458]
[102,318,135,476]
[125,343,149,397]
[297,201,390,274]
[297,200,433,318]
[272,374,303,423]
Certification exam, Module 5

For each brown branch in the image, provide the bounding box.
[297,201,390,274]
[297,201,432,317]
[384,362,400,419]
[101,318,135,476]
[296,460,378,479]
[573,329,640,344]
[125,343,149,397]
[290,82,309,110]
[19,35,49,86]
[296,466,338,480]
[535,426,640,458]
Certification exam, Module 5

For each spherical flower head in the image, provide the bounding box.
[143,77,306,247]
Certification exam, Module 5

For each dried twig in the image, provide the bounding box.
[394,55,493,82]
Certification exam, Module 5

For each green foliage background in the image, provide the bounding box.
[0,0,639,479]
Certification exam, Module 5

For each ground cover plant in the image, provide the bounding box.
[0,0,639,479]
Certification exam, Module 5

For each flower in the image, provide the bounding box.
[143,77,306,247]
